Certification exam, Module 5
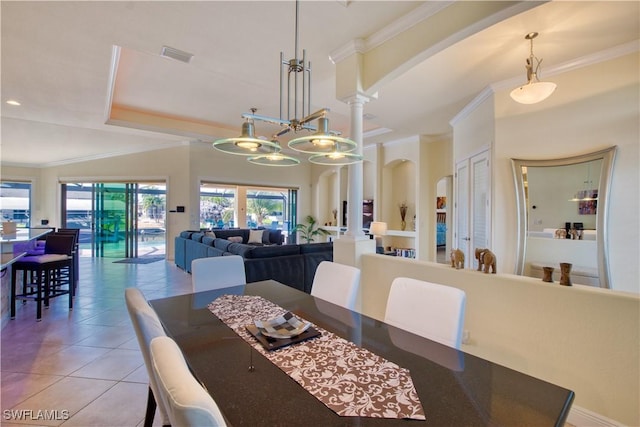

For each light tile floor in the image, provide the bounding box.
[1,257,192,426]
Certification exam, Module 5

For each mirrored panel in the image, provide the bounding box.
[511,147,616,288]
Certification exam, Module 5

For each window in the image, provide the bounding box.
[199,183,297,241]
[246,189,286,229]
[0,181,32,228]
[200,185,236,229]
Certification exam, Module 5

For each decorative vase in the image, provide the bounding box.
[542,267,554,283]
[401,220,406,231]
[559,263,572,286]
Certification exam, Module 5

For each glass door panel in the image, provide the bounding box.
[94,183,137,258]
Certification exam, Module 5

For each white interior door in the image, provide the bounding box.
[455,150,491,268]
[455,161,470,265]
[471,153,490,252]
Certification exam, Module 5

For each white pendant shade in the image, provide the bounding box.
[510,32,556,105]
[510,81,557,104]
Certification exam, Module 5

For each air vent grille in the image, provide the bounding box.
[160,46,193,63]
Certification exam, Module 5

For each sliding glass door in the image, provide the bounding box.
[62,182,166,258]
[93,183,136,258]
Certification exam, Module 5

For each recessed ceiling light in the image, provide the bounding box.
[6,100,21,106]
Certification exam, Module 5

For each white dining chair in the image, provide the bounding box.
[191,255,246,293]
[384,277,466,349]
[310,261,361,310]
[124,288,170,427]
[150,336,227,427]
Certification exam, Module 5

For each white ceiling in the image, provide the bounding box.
[1,1,638,168]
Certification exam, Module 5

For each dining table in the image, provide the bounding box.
[149,280,574,426]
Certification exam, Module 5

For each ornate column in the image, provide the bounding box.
[344,93,369,239]
[333,93,375,271]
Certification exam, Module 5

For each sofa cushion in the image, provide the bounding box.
[262,229,271,244]
[180,231,194,238]
[227,243,254,258]
[214,229,249,243]
[266,229,283,245]
[214,238,232,252]
[248,244,301,259]
[227,236,243,243]
[191,232,205,243]
[202,236,216,246]
[248,229,265,244]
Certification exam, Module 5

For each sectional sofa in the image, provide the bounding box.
[174,229,333,293]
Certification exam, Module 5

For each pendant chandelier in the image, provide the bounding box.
[510,32,557,105]
[212,0,360,165]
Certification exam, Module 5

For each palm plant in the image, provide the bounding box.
[293,215,329,243]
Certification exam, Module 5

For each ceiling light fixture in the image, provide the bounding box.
[248,139,301,167]
[213,0,359,165]
[212,111,280,156]
[6,100,21,106]
[308,145,363,166]
[510,32,556,105]
[288,117,356,154]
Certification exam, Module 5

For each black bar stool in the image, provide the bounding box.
[11,234,75,321]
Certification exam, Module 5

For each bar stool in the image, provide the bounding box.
[11,234,75,321]
[55,228,80,294]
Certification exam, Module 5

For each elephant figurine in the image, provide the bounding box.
[475,248,497,274]
[450,248,464,269]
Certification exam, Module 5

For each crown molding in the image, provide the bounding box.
[2,141,190,169]
[449,86,494,127]
[493,40,640,92]
[452,40,640,127]
[329,2,454,64]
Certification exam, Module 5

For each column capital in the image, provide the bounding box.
[340,92,376,106]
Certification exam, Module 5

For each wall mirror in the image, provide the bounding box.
[511,146,616,288]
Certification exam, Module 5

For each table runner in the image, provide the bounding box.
[209,294,425,420]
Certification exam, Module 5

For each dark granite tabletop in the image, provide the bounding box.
[150,280,574,427]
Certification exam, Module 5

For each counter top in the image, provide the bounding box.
[0,228,52,269]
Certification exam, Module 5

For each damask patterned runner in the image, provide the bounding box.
[209,294,425,420]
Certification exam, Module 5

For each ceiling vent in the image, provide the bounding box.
[160,46,193,63]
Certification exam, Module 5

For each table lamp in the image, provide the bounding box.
[369,221,387,254]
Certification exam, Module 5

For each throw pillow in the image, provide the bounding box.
[262,229,271,245]
[248,229,264,244]
[227,236,243,243]
[205,231,216,239]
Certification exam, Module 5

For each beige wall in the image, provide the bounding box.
[492,53,639,293]
[1,143,313,258]
[359,253,640,426]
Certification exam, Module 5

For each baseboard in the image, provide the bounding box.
[567,405,625,427]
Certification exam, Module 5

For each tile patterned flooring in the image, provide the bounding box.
[1,257,192,426]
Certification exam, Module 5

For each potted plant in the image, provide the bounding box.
[293,215,329,243]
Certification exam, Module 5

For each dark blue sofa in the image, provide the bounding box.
[174,229,333,293]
